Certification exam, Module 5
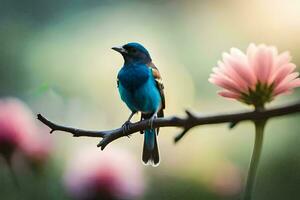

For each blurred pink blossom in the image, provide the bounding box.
[21,132,52,169]
[0,98,35,159]
[209,44,300,107]
[211,162,243,197]
[64,148,145,200]
[0,98,51,167]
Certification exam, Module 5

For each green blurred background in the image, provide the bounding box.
[1,0,300,199]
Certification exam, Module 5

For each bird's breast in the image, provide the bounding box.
[118,66,150,91]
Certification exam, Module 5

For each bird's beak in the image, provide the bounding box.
[112,46,127,54]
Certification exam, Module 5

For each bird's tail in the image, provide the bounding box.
[142,128,159,166]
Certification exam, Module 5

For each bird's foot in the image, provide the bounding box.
[148,115,157,129]
[122,121,132,135]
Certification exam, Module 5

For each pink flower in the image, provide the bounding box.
[64,148,145,200]
[209,44,300,108]
[0,98,35,159]
[0,98,51,167]
[21,133,52,169]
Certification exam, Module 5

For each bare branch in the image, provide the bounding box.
[37,101,300,149]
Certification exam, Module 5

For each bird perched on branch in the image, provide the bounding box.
[112,42,165,166]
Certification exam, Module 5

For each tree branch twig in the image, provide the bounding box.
[37,101,300,150]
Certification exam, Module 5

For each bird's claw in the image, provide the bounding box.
[122,121,132,135]
[148,115,157,129]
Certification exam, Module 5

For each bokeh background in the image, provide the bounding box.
[1,0,300,199]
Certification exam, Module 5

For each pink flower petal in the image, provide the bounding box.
[222,53,249,91]
[273,73,300,95]
[268,52,291,83]
[272,63,297,87]
[218,90,241,99]
[288,78,300,88]
[230,48,247,62]
[216,61,242,86]
[252,45,274,83]
[246,43,257,65]
[275,51,291,69]
[209,75,241,93]
[227,49,256,88]
[266,46,279,83]
[273,89,293,96]
[273,86,290,96]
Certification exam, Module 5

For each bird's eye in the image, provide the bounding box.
[131,48,137,54]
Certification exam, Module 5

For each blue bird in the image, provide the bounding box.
[112,42,165,166]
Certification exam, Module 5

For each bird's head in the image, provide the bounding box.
[112,42,152,64]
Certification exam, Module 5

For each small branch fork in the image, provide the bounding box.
[37,101,300,150]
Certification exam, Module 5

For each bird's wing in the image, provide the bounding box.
[140,62,165,134]
[141,62,166,134]
[147,62,165,112]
